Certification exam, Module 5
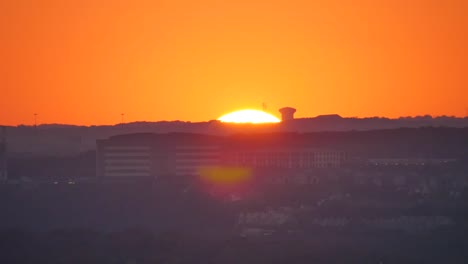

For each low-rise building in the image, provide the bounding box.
[96,133,347,183]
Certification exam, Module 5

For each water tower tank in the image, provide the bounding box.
[279,107,296,121]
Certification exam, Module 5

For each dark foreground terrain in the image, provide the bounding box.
[1,180,467,264]
[1,228,467,264]
[1,127,467,263]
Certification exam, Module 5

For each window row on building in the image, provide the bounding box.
[96,133,348,180]
[230,151,345,169]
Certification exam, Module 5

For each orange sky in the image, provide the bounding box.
[1,0,467,126]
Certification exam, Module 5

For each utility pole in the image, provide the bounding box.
[121,113,125,124]
[34,113,38,128]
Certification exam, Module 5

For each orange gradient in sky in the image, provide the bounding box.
[1,0,467,126]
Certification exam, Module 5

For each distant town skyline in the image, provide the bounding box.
[1,0,467,126]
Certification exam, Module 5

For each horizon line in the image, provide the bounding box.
[2,114,468,128]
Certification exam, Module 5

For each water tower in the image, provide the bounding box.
[279,107,296,121]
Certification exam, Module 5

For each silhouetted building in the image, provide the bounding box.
[175,144,221,176]
[279,107,296,121]
[227,147,345,169]
[96,133,223,182]
[96,133,347,183]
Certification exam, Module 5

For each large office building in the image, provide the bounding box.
[228,147,344,169]
[96,133,224,181]
[96,133,347,182]
[174,145,221,177]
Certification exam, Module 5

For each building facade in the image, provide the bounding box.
[96,133,347,182]
[100,146,152,178]
[228,148,345,169]
[174,145,221,176]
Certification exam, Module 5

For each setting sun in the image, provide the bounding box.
[218,110,281,124]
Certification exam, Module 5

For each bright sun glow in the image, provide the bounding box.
[218,109,281,124]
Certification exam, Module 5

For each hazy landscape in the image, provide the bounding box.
[1,0,467,263]
[6,115,468,156]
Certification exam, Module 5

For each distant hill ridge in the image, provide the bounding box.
[1,115,467,156]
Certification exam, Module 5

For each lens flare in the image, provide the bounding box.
[199,166,252,185]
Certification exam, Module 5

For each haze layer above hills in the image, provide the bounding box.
[3,115,467,156]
